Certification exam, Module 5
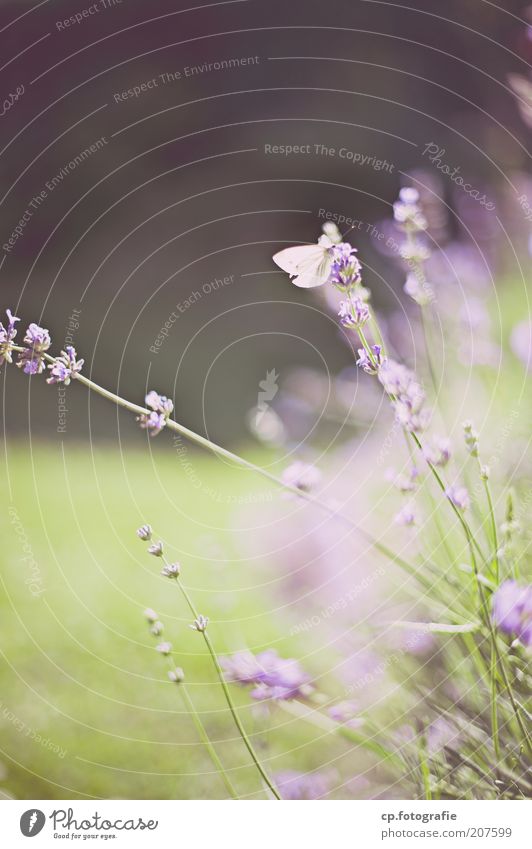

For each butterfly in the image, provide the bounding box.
[272,234,335,288]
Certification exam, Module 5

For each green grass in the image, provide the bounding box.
[0,442,352,800]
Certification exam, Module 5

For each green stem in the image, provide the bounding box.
[170,567,281,799]
[22,348,422,580]
[481,469,500,583]
[353,321,531,756]
[178,682,240,800]
[490,644,501,763]
[279,698,404,772]
[150,619,239,799]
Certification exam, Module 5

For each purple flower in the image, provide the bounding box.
[281,461,321,493]
[168,667,185,683]
[137,524,152,541]
[329,243,362,290]
[17,323,51,375]
[145,390,174,416]
[274,769,334,800]
[221,649,311,701]
[400,240,431,264]
[46,346,84,386]
[338,297,370,328]
[328,701,364,730]
[137,390,174,437]
[23,323,51,351]
[161,562,180,579]
[427,717,460,755]
[403,273,433,306]
[138,411,167,437]
[190,614,209,633]
[378,359,414,396]
[445,484,470,511]
[0,309,20,366]
[463,420,479,456]
[491,580,532,647]
[393,187,428,232]
[156,641,172,655]
[356,344,385,375]
[395,503,416,526]
[423,437,451,467]
[387,465,419,493]
[378,359,430,433]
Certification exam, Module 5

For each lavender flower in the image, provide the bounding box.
[148,541,164,557]
[403,273,433,306]
[393,188,428,232]
[161,562,180,579]
[221,649,311,701]
[387,466,419,493]
[328,701,364,729]
[395,503,416,527]
[137,524,152,541]
[46,346,84,385]
[338,297,370,329]
[190,614,209,633]
[144,608,158,622]
[156,641,172,655]
[463,421,479,457]
[17,323,51,375]
[150,621,164,636]
[445,484,470,511]
[427,717,460,755]
[137,390,174,437]
[400,240,431,264]
[378,359,414,396]
[281,461,321,493]
[423,437,451,467]
[0,310,20,366]
[378,360,430,433]
[145,390,174,416]
[491,580,532,647]
[274,769,333,800]
[168,667,185,683]
[329,243,362,290]
[356,345,385,375]
[480,464,490,481]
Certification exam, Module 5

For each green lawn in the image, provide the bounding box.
[0,443,351,800]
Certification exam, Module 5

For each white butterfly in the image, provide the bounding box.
[273,235,334,288]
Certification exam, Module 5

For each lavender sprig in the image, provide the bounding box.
[139,529,281,799]
[142,607,239,799]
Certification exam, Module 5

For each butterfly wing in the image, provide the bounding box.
[272,245,332,288]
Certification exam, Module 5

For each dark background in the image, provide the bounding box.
[1,0,530,442]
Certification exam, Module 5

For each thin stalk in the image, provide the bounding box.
[279,698,404,772]
[490,645,501,763]
[419,742,432,800]
[166,562,281,799]
[201,630,281,799]
[351,325,531,755]
[21,348,423,581]
[150,621,239,799]
[178,681,240,800]
[419,306,440,402]
[480,466,500,583]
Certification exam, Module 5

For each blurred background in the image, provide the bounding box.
[1,0,532,800]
